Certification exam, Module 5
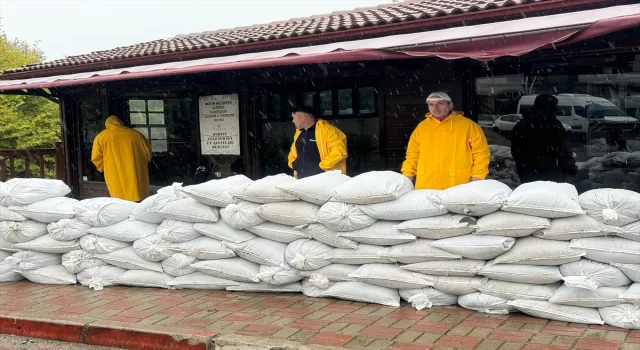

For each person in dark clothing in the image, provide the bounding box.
[511,94,577,184]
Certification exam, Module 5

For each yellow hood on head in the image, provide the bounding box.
[105,115,123,128]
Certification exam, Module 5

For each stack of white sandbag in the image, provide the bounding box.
[0,178,80,284]
[486,145,520,189]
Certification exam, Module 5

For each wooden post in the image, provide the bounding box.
[55,142,65,181]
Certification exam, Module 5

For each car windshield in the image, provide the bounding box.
[581,104,629,118]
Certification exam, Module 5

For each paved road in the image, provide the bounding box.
[0,334,124,350]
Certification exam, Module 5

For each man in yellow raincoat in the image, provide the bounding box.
[91,115,152,201]
[287,106,347,178]
[401,92,490,190]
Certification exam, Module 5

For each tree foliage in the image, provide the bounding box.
[0,30,60,150]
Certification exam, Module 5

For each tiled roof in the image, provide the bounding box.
[5,0,537,74]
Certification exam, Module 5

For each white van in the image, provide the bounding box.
[517,94,639,133]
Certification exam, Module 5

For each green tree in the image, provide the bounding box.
[0,29,60,177]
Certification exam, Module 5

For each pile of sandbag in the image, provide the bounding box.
[1,174,640,330]
[487,145,520,189]
[574,151,640,193]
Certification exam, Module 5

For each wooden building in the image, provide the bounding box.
[1,0,640,198]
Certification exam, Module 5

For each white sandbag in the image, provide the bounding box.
[0,220,47,243]
[220,201,265,230]
[247,222,308,243]
[399,287,458,310]
[438,180,512,216]
[560,260,631,290]
[0,178,71,206]
[77,266,126,291]
[331,243,390,265]
[536,215,621,241]
[226,281,302,292]
[432,235,515,260]
[79,234,130,254]
[87,218,158,243]
[338,221,416,246]
[225,238,286,267]
[47,218,91,241]
[156,220,200,243]
[599,304,640,329]
[167,272,239,290]
[194,221,256,244]
[478,264,563,284]
[458,292,514,314]
[579,189,640,226]
[19,264,77,284]
[0,205,25,221]
[74,198,137,227]
[317,202,377,232]
[150,197,219,223]
[0,236,17,252]
[133,234,174,262]
[422,276,486,295]
[130,195,165,224]
[508,299,604,324]
[378,239,461,264]
[612,263,640,283]
[5,251,61,271]
[502,181,585,218]
[493,237,585,265]
[479,280,559,300]
[0,260,23,282]
[113,270,173,288]
[621,221,640,242]
[96,246,163,272]
[155,182,189,203]
[402,259,485,277]
[302,278,332,297]
[322,281,400,307]
[256,264,303,285]
[297,264,359,281]
[620,283,640,304]
[275,171,350,205]
[191,258,260,282]
[229,174,297,203]
[169,236,235,260]
[393,214,476,239]
[14,235,79,254]
[476,211,550,238]
[550,285,626,307]
[0,250,11,260]
[161,253,198,277]
[349,264,433,289]
[570,237,640,265]
[285,239,333,270]
[182,175,252,207]
[257,201,319,226]
[62,250,108,274]
[332,171,413,205]
[295,223,357,249]
[358,190,447,221]
[9,197,77,223]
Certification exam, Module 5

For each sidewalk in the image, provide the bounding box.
[0,281,638,350]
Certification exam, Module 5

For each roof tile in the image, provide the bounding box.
[4,0,539,74]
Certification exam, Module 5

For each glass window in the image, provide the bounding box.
[128,100,146,112]
[338,89,353,115]
[79,99,105,182]
[303,92,314,108]
[259,94,268,120]
[319,90,332,116]
[149,113,165,124]
[272,94,281,119]
[359,87,376,114]
[147,100,164,112]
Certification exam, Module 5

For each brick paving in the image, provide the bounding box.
[1,281,639,349]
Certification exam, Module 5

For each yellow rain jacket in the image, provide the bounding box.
[287,119,348,177]
[401,112,490,190]
[91,116,152,201]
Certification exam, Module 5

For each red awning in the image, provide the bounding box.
[1,5,639,92]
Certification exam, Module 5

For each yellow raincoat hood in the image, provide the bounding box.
[401,112,490,190]
[91,115,152,201]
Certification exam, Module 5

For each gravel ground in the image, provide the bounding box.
[0,334,124,350]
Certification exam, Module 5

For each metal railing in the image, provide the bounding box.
[0,142,65,182]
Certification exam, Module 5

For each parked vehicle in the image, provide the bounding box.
[492,114,572,133]
[477,114,497,128]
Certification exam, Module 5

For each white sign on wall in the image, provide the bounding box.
[199,94,240,155]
